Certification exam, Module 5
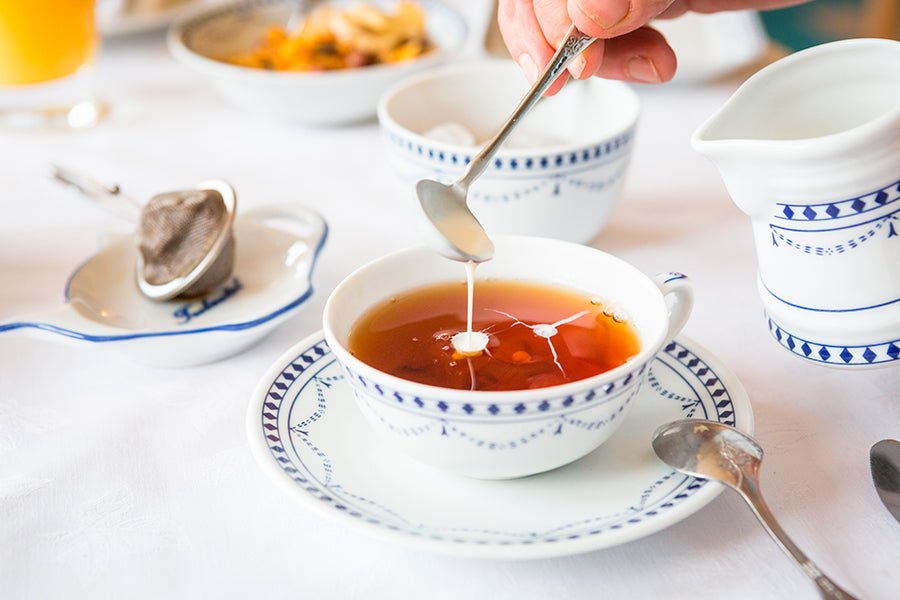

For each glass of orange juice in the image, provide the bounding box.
[0,0,106,129]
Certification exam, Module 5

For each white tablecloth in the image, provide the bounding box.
[2,3,897,598]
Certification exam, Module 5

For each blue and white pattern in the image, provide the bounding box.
[767,314,900,367]
[757,178,900,365]
[341,338,648,465]
[382,130,634,175]
[774,178,900,223]
[251,335,751,557]
[769,178,900,256]
[381,128,635,206]
[343,361,645,420]
[466,165,627,205]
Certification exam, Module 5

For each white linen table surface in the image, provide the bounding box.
[1,2,898,598]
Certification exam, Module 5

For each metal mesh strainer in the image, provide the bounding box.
[135,179,237,301]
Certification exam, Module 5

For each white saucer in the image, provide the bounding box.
[247,331,753,559]
[0,205,326,367]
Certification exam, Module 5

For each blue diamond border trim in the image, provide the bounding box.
[774,178,900,222]
[342,361,647,420]
[383,129,635,173]
[766,313,900,366]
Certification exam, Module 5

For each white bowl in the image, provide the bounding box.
[377,60,641,243]
[323,236,693,479]
[167,0,468,126]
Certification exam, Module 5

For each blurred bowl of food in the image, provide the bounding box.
[167,0,468,126]
[377,59,641,244]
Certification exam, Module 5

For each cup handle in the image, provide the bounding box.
[653,272,693,343]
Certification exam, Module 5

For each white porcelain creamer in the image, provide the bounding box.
[692,38,900,368]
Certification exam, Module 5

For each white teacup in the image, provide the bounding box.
[323,237,693,479]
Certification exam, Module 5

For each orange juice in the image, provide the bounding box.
[0,0,97,86]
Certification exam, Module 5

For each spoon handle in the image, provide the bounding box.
[459,24,595,188]
[735,477,860,600]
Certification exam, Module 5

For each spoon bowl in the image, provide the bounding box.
[415,179,494,262]
[652,418,763,488]
[653,419,859,600]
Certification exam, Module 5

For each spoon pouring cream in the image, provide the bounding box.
[652,419,860,600]
[416,24,596,262]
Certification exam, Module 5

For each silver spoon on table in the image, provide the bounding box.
[652,419,860,600]
[416,24,596,263]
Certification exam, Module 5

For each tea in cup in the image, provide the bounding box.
[323,236,693,479]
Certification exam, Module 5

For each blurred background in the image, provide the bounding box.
[482,0,900,63]
[761,0,899,50]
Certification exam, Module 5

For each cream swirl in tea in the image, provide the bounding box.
[347,277,640,392]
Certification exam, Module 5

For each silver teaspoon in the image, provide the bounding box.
[416,24,596,262]
[652,419,860,600]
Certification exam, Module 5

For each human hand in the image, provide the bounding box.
[497,0,804,93]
